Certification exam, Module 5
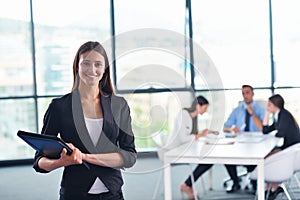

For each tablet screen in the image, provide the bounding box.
[17,130,72,159]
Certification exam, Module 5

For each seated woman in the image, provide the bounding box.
[262,94,300,199]
[165,95,210,151]
[165,95,240,199]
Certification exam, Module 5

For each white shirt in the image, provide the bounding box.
[274,110,280,122]
[165,109,195,150]
[84,118,109,194]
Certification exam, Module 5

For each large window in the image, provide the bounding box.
[0,0,111,160]
[192,0,271,88]
[0,99,36,160]
[275,88,300,123]
[272,0,300,87]
[114,0,189,91]
[0,0,33,97]
[0,0,35,160]
[114,0,185,33]
[114,0,191,149]
[122,91,194,150]
[33,0,111,95]
[1,0,300,161]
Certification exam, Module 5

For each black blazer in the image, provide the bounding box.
[33,90,137,197]
[263,108,300,149]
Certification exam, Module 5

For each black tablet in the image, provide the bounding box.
[17,130,90,169]
[17,130,72,159]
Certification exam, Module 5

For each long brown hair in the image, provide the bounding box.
[184,95,209,134]
[71,41,114,95]
[269,94,284,109]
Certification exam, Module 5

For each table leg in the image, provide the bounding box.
[164,163,171,200]
[257,159,265,200]
[209,168,213,190]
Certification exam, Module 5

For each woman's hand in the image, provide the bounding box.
[201,129,209,136]
[37,143,86,172]
[195,129,209,139]
[263,110,271,126]
[59,143,85,167]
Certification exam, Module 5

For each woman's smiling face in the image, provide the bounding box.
[78,50,105,87]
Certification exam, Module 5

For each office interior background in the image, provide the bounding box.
[0,0,300,163]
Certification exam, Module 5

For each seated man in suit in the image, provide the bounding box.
[223,85,265,193]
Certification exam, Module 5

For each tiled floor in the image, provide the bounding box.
[0,156,300,200]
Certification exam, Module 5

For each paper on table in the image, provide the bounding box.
[205,138,235,145]
[237,137,265,143]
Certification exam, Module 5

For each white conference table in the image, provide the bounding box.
[164,133,279,200]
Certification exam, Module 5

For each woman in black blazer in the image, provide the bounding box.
[262,94,300,199]
[33,41,137,200]
[263,94,300,150]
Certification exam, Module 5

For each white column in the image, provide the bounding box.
[164,163,172,200]
[257,159,265,200]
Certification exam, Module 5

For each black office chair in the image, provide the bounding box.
[223,165,256,191]
[223,166,248,187]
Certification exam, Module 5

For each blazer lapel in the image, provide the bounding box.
[72,90,118,154]
[72,90,98,153]
[95,94,119,153]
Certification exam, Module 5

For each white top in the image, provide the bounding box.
[165,109,195,150]
[84,117,109,194]
[85,118,103,146]
[274,109,280,122]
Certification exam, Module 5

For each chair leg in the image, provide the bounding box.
[152,170,163,200]
[254,189,258,200]
[189,164,198,200]
[208,167,213,190]
[265,184,272,199]
[294,174,300,188]
[280,183,292,200]
[200,175,206,195]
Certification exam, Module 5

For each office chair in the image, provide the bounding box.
[292,144,300,189]
[250,143,300,200]
[151,131,205,200]
[223,166,249,189]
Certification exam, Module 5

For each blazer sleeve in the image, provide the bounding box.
[116,98,137,168]
[274,111,294,138]
[33,99,61,173]
[177,110,194,144]
[262,122,276,134]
